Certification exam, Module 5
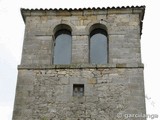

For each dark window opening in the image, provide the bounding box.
[90,28,108,64]
[73,84,84,97]
[53,29,72,64]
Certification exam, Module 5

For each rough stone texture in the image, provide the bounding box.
[13,67,145,120]
[13,6,146,120]
[21,9,144,65]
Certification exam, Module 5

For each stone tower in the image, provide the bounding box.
[13,6,146,120]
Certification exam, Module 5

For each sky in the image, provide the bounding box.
[0,0,160,119]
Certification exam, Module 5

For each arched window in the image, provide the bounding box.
[53,29,72,64]
[90,28,108,64]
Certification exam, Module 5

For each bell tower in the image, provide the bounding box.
[13,6,146,120]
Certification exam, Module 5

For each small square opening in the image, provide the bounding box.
[73,84,84,97]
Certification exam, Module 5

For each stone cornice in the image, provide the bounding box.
[21,6,145,23]
[18,63,144,70]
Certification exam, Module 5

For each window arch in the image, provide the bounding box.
[90,28,108,64]
[53,29,72,64]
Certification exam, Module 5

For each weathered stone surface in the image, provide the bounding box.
[13,6,146,120]
[21,10,143,65]
[13,68,145,120]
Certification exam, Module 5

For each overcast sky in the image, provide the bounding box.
[0,0,160,119]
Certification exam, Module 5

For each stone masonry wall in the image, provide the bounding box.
[13,66,145,120]
[21,10,142,65]
[13,7,146,120]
